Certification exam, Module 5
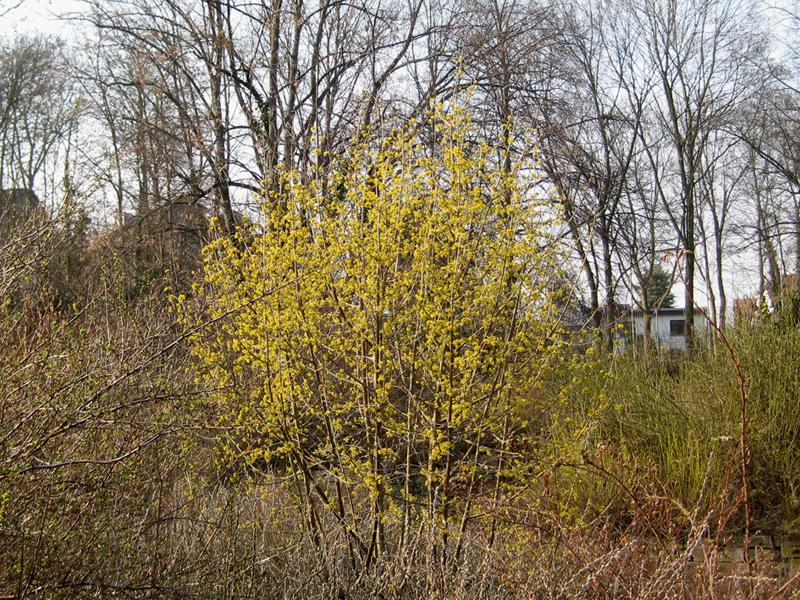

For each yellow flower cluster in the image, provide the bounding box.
[186,105,568,535]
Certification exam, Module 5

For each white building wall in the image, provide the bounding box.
[629,312,707,353]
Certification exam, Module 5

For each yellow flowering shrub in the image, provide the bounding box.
[186,106,566,560]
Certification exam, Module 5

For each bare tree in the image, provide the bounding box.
[83,0,437,234]
[0,35,81,206]
[630,0,763,350]
[498,1,650,348]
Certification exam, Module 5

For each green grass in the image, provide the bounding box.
[541,319,800,533]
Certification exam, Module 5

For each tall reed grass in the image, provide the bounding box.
[545,319,800,534]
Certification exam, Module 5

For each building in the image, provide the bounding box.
[619,307,707,353]
[733,297,759,323]
[0,188,42,240]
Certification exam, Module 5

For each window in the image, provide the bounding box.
[669,319,685,337]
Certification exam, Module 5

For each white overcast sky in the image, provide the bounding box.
[1,0,86,35]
